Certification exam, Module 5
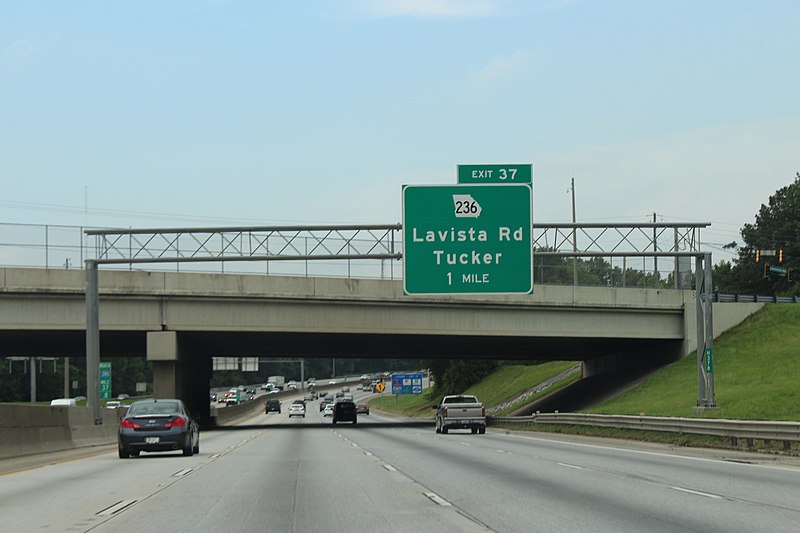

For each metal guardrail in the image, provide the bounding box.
[714,293,799,304]
[488,413,800,447]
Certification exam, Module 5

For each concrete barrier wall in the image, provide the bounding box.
[0,405,121,459]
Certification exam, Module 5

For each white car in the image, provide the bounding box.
[104,401,121,409]
[288,403,306,418]
[323,403,334,417]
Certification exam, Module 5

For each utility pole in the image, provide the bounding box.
[64,357,70,398]
[571,178,578,286]
[30,356,36,403]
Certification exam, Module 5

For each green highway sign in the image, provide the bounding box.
[457,164,533,184]
[770,265,788,275]
[402,184,532,295]
[704,348,713,373]
[100,362,112,400]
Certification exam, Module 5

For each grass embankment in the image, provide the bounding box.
[370,361,579,417]
[585,304,800,421]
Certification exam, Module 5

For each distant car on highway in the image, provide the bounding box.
[50,398,77,407]
[333,400,357,424]
[265,399,281,414]
[118,399,199,458]
[323,403,334,417]
[105,401,122,409]
[355,402,369,415]
[288,403,306,418]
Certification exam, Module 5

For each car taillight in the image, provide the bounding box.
[164,416,187,428]
[482,407,486,417]
[120,419,140,429]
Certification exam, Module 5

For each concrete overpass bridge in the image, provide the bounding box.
[0,267,761,422]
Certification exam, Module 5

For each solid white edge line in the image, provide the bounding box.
[173,468,193,477]
[383,464,398,472]
[424,492,453,507]
[556,462,584,470]
[670,486,722,499]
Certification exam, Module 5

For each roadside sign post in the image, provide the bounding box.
[402,184,533,295]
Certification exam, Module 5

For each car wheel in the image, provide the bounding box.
[332,419,337,424]
[182,438,194,456]
[441,427,448,434]
[435,426,441,434]
[118,446,130,459]
[479,427,486,434]
[471,428,477,434]
[130,450,140,457]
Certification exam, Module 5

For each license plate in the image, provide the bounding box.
[145,436,160,444]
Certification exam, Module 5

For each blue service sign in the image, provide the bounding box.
[391,373,423,395]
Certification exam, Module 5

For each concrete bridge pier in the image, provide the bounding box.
[146,331,212,425]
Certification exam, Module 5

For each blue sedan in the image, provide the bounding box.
[118,399,199,458]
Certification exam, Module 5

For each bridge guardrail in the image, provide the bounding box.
[714,293,799,304]
[488,413,800,449]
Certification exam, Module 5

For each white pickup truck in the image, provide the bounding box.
[433,395,486,434]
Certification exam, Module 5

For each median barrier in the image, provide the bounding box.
[0,404,121,459]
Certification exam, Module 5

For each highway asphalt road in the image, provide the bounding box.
[2,390,800,532]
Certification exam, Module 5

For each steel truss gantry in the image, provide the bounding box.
[84,222,716,424]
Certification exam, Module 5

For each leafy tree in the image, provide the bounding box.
[719,172,800,295]
[423,359,498,396]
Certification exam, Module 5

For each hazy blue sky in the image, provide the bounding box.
[2,0,799,261]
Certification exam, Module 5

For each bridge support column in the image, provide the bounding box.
[147,331,212,425]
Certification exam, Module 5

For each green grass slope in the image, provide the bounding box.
[585,305,800,421]
[370,361,577,416]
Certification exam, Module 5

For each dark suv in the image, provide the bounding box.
[265,399,281,414]
[332,400,357,424]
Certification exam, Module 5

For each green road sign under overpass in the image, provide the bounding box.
[402,184,532,295]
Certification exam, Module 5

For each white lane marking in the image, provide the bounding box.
[670,486,722,499]
[424,492,452,507]
[499,432,796,472]
[495,449,512,455]
[459,442,471,447]
[209,453,221,459]
[173,468,193,477]
[556,462,584,470]
[352,443,360,448]
[364,451,374,457]
[383,464,398,472]
[96,500,137,516]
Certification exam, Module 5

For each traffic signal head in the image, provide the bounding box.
[779,248,783,263]
[756,248,760,262]
[763,262,770,278]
